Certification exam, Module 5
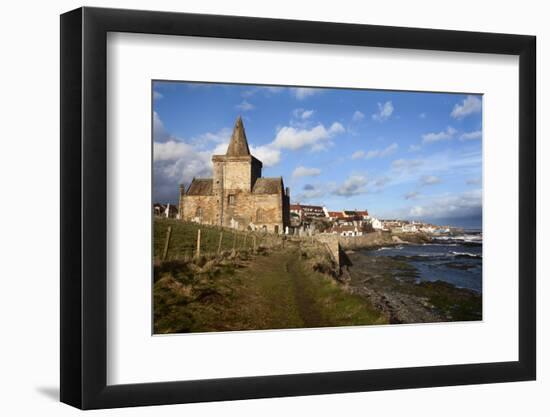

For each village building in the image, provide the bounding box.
[178,117,290,233]
[290,204,326,220]
[401,223,418,233]
[367,216,384,230]
[327,211,345,221]
[153,203,178,219]
[419,224,437,233]
[328,224,364,237]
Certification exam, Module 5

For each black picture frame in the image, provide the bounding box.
[60,6,536,410]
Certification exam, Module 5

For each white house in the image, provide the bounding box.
[401,223,418,233]
[328,225,363,237]
[368,216,384,230]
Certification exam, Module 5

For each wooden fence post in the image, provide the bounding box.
[217,231,223,255]
[162,226,172,261]
[195,229,201,258]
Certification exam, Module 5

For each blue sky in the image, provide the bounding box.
[153,81,482,228]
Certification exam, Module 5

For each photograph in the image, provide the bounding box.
[152,81,483,334]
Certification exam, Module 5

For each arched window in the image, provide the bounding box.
[195,207,203,218]
[256,208,264,222]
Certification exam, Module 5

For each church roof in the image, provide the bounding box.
[226,116,251,157]
[253,177,283,194]
[186,178,213,195]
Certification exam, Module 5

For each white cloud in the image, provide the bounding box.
[209,140,281,168]
[293,108,315,120]
[422,126,457,144]
[154,140,199,162]
[421,175,441,186]
[292,88,321,100]
[372,101,394,122]
[460,130,482,141]
[352,110,365,122]
[192,127,232,147]
[451,95,482,119]
[271,122,345,151]
[365,143,399,159]
[153,111,170,142]
[292,166,321,178]
[466,178,481,185]
[211,141,230,156]
[409,144,422,152]
[352,143,398,160]
[250,144,281,167]
[242,86,283,98]
[372,176,390,188]
[392,158,423,172]
[153,90,163,100]
[333,175,368,197]
[236,100,255,111]
[404,191,419,200]
[153,140,213,202]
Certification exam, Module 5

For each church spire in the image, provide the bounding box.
[226,116,251,157]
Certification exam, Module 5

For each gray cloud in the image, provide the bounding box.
[404,191,419,200]
[420,175,441,186]
[408,189,482,222]
[333,175,368,197]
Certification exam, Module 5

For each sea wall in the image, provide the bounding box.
[338,230,432,250]
[314,234,342,269]
[338,231,394,250]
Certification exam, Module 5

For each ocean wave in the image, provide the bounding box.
[449,251,482,259]
[378,246,403,251]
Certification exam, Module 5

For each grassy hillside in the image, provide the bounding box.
[154,244,387,333]
[154,218,281,261]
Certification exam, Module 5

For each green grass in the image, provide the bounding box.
[154,218,281,261]
[411,281,482,321]
[153,243,387,334]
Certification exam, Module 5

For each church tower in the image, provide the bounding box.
[212,116,263,226]
[180,115,289,232]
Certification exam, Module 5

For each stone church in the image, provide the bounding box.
[179,117,290,234]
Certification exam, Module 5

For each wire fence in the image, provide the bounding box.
[154,219,287,262]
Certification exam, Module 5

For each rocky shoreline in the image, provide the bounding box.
[339,230,433,251]
[345,247,482,324]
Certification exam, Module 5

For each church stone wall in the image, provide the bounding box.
[221,192,284,232]
[250,194,284,233]
[178,118,288,234]
[180,195,218,224]
[222,160,253,191]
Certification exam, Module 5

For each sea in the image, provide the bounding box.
[368,231,482,293]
